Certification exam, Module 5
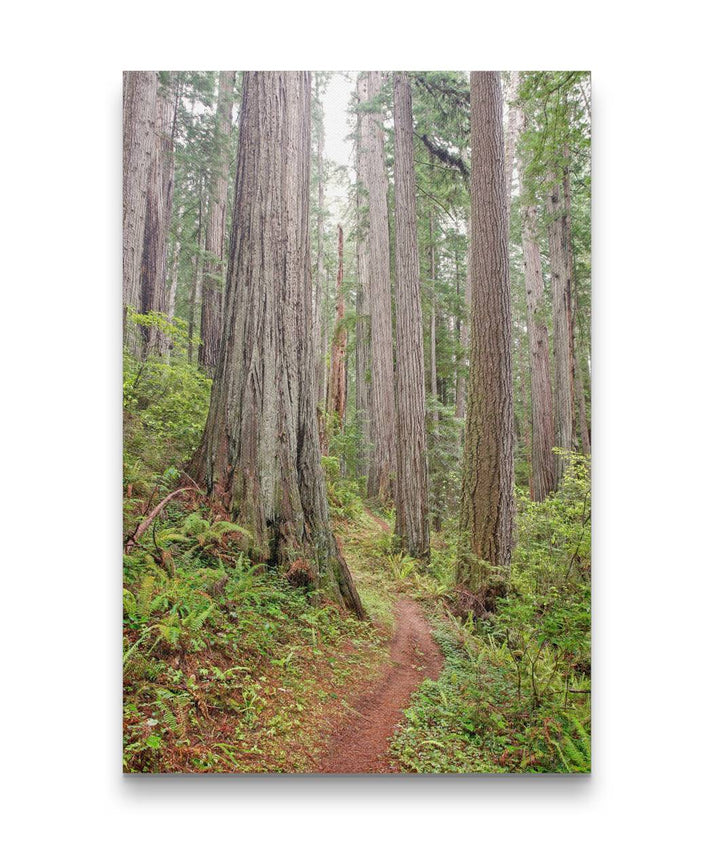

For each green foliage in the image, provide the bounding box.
[323,456,365,521]
[125,309,199,351]
[426,399,463,526]
[391,457,591,773]
[123,351,211,482]
[123,501,384,772]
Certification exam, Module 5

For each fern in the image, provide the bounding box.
[123,588,137,622]
[182,602,214,634]
[552,713,591,772]
[137,575,157,619]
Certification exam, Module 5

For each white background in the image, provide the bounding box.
[2,2,717,853]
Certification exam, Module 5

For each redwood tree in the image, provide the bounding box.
[393,72,429,560]
[519,160,555,500]
[123,70,157,355]
[327,224,347,433]
[361,71,396,503]
[355,73,371,479]
[458,71,514,587]
[140,74,176,358]
[199,70,235,373]
[189,71,364,616]
[562,145,591,456]
[547,176,573,484]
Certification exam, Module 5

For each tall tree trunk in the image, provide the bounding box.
[167,204,184,323]
[314,75,326,408]
[547,178,573,484]
[504,71,521,213]
[573,345,591,455]
[355,74,371,480]
[562,147,591,456]
[140,80,175,358]
[518,352,533,494]
[123,71,157,356]
[328,225,347,434]
[393,72,430,560]
[363,71,396,504]
[518,105,555,500]
[199,70,235,374]
[458,72,514,587]
[189,71,364,617]
[428,214,440,434]
[428,214,441,532]
[187,193,203,364]
[455,221,471,424]
[521,196,556,500]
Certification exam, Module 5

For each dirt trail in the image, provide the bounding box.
[316,597,443,773]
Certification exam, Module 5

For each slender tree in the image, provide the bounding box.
[189,71,364,616]
[455,220,470,424]
[518,107,555,499]
[504,71,521,212]
[428,213,440,436]
[123,70,157,355]
[167,203,183,322]
[458,71,514,587]
[327,224,347,432]
[362,71,396,503]
[562,144,591,456]
[355,75,372,479]
[186,191,203,363]
[547,176,573,483]
[199,70,235,373]
[393,72,430,560]
[140,76,176,357]
[314,74,327,408]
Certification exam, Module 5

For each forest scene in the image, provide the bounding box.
[122,69,591,774]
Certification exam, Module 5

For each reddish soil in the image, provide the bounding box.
[366,510,391,533]
[316,597,443,774]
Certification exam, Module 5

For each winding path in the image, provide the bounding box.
[316,597,443,773]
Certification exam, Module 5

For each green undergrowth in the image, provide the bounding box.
[390,452,591,774]
[123,532,386,772]
[123,341,591,774]
[123,349,389,773]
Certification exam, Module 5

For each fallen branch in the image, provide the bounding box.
[124,487,200,553]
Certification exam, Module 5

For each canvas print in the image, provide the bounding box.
[123,71,591,773]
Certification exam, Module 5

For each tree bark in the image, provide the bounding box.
[428,214,440,434]
[187,193,203,364]
[521,196,556,500]
[455,221,471,423]
[547,177,573,484]
[393,72,430,561]
[189,71,364,617]
[199,70,235,374]
[518,103,555,501]
[458,72,514,586]
[562,148,591,456]
[167,204,184,323]
[428,213,441,532]
[363,71,396,503]
[123,71,157,356]
[355,73,371,480]
[328,225,347,433]
[314,75,327,409]
[504,71,521,214]
[140,78,175,358]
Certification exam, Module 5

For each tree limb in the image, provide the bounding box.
[124,487,199,553]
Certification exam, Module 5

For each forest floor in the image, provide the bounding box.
[123,493,447,773]
[124,356,591,774]
[315,596,443,773]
